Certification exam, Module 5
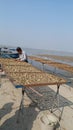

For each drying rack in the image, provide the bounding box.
[28,56,73,73]
[17,81,66,122]
[0,58,67,122]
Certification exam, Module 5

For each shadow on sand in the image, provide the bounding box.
[0,102,39,130]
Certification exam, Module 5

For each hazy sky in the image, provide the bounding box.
[0,0,73,52]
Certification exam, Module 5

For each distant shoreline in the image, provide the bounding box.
[0,45,73,56]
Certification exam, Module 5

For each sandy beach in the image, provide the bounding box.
[0,0,73,129]
[0,75,73,130]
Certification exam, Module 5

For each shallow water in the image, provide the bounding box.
[23,48,73,56]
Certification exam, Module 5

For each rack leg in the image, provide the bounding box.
[51,84,64,121]
[51,84,60,113]
[42,63,44,71]
[0,68,2,88]
[0,72,1,88]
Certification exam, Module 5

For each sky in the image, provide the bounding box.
[0,0,73,52]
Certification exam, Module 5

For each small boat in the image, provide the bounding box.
[0,47,19,58]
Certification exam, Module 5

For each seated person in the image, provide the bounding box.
[16,47,28,62]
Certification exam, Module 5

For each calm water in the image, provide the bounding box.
[23,48,73,56]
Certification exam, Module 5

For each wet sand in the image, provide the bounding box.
[38,54,73,62]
